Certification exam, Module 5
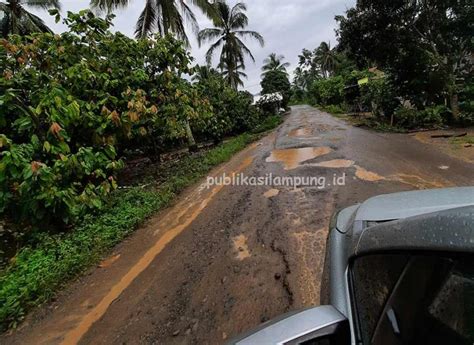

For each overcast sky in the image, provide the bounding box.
[30,0,355,95]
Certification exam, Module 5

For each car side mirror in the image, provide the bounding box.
[228,305,349,345]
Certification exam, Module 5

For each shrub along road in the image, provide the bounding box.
[2,105,473,345]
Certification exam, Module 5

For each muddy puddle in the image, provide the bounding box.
[232,234,251,260]
[354,165,385,182]
[389,173,449,189]
[266,147,332,170]
[263,189,280,198]
[310,159,354,168]
[288,128,312,138]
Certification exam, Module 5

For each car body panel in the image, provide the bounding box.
[228,305,346,345]
[354,205,474,256]
[354,187,474,222]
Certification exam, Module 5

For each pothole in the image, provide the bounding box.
[232,234,251,261]
[288,128,312,138]
[309,159,354,168]
[263,189,280,198]
[266,147,332,170]
[354,165,385,182]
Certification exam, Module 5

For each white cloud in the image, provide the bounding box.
[29,0,356,94]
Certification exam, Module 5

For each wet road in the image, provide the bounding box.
[3,105,473,345]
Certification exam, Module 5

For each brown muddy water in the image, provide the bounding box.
[266,147,332,170]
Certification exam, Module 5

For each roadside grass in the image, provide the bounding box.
[0,120,281,331]
[450,134,474,147]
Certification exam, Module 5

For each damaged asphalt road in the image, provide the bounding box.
[3,105,473,345]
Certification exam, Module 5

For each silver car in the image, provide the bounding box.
[230,187,474,345]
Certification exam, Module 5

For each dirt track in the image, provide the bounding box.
[3,105,473,345]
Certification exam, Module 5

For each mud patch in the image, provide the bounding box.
[288,128,312,138]
[354,165,385,182]
[263,189,280,198]
[266,147,332,170]
[98,254,121,268]
[414,130,474,163]
[310,159,354,168]
[389,173,450,189]
[232,235,251,261]
[292,229,327,305]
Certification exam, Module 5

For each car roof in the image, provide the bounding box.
[354,205,474,256]
[355,187,474,222]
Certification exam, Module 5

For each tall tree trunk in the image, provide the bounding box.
[450,92,460,121]
[185,120,198,152]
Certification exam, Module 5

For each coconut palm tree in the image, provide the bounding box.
[261,53,290,77]
[198,1,264,89]
[219,60,247,89]
[90,0,215,43]
[314,41,336,78]
[0,0,60,38]
[191,65,220,83]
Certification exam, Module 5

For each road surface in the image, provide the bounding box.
[3,105,473,345]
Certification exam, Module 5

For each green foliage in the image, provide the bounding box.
[0,10,210,230]
[194,69,261,141]
[337,0,473,115]
[261,70,291,108]
[359,77,399,119]
[459,80,474,125]
[198,1,264,90]
[394,105,447,129]
[309,76,345,106]
[0,132,266,331]
[251,115,283,133]
[323,104,346,115]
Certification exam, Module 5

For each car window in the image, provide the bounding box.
[424,259,474,342]
[351,254,410,344]
[352,254,474,345]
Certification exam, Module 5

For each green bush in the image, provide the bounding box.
[323,104,347,114]
[360,77,400,118]
[310,76,345,106]
[0,11,210,230]
[394,105,447,129]
[193,70,261,141]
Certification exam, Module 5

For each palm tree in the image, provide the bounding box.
[219,60,247,89]
[0,0,60,38]
[314,41,336,78]
[191,65,220,83]
[261,53,290,77]
[90,0,215,43]
[198,1,264,89]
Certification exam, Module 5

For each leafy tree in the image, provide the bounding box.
[193,66,260,142]
[90,0,215,43]
[310,76,345,106]
[0,10,211,229]
[198,1,264,89]
[261,70,291,109]
[261,53,290,77]
[337,0,473,119]
[0,0,59,38]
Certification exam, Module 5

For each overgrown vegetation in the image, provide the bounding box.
[291,0,473,130]
[0,2,274,332]
[0,130,279,331]
[0,10,270,234]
